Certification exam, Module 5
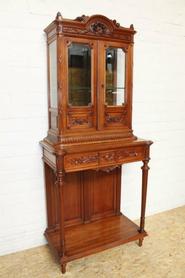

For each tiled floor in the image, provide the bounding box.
[1,206,185,278]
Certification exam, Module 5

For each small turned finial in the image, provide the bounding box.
[130,24,134,30]
[56,11,62,20]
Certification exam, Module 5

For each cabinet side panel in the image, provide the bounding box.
[64,172,84,227]
[44,163,59,230]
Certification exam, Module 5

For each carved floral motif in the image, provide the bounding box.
[100,152,115,162]
[71,118,88,126]
[70,155,98,165]
[105,114,124,124]
[90,22,110,34]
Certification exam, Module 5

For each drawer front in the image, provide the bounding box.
[99,146,145,167]
[116,146,145,163]
[64,152,99,172]
[64,146,146,172]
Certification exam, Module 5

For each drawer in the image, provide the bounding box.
[64,152,98,172]
[116,146,145,163]
[64,146,146,172]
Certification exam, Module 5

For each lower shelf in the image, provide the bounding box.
[45,214,147,263]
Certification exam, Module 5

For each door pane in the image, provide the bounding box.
[105,48,125,106]
[68,43,91,106]
[49,41,57,108]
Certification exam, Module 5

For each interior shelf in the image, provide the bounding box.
[45,214,147,263]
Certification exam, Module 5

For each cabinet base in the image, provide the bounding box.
[45,214,147,273]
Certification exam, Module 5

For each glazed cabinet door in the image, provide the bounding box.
[48,39,59,132]
[98,41,133,130]
[62,37,97,132]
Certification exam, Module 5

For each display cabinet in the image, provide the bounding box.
[40,12,153,274]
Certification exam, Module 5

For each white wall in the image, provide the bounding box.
[0,0,185,256]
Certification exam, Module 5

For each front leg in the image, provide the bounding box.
[61,263,66,274]
[139,159,150,245]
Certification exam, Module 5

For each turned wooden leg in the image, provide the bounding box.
[61,263,66,274]
[139,238,143,247]
[56,154,67,273]
[139,159,150,246]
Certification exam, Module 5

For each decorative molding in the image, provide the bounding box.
[57,132,136,144]
[61,22,132,42]
[63,26,88,34]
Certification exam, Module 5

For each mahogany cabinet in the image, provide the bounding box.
[40,12,153,274]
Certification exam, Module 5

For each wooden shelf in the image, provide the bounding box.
[45,214,147,263]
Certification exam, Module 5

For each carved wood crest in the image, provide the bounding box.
[90,22,110,34]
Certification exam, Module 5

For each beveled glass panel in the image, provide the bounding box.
[105,48,125,106]
[49,41,57,108]
[68,43,91,106]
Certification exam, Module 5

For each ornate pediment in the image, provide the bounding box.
[45,12,135,43]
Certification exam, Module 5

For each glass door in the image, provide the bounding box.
[98,41,130,130]
[68,42,92,107]
[105,47,125,106]
[64,38,97,132]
